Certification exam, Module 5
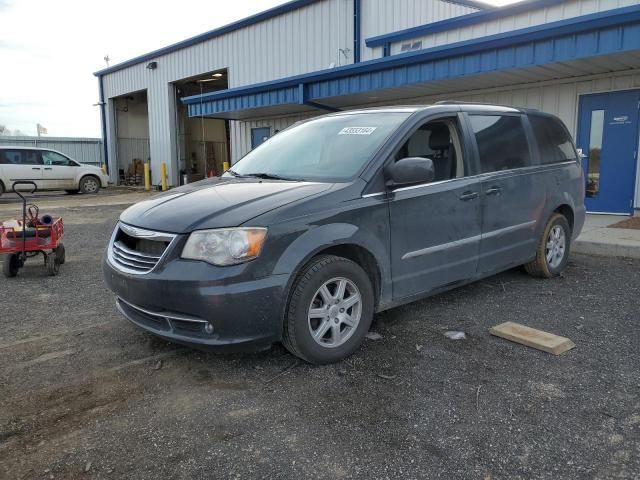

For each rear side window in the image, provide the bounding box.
[529,115,577,164]
[0,149,42,165]
[469,115,531,173]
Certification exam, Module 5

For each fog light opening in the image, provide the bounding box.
[204,322,214,334]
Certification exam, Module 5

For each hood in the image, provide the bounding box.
[119,176,332,233]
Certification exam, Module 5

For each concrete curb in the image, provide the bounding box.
[573,240,640,259]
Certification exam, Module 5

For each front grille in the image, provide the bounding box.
[108,223,176,274]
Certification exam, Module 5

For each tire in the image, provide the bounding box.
[0,181,4,197]
[78,176,100,194]
[525,213,572,278]
[282,255,375,364]
[55,243,66,265]
[66,190,80,195]
[3,253,19,278]
[45,252,60,276]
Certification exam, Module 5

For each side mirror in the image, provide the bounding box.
[385,157,435,188]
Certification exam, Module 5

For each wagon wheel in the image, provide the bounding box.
[2,253,20,278]
[55,243,66,265]
[45,252,60,276]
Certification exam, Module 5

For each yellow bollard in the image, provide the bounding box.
[144,163,150,191]
[160,162,168,191]
[101,164,107,175]
[222,161,230,172]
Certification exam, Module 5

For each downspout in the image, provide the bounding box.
[98,74,109,174]
[353,0,361,63]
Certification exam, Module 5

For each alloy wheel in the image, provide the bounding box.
[307,277,362,348]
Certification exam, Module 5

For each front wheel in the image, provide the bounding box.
[79,176,100,194]
[525,213,571,278]
[3,254,20,278]
[282,255,374,364]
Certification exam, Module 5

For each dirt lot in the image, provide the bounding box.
[1,192,639,479]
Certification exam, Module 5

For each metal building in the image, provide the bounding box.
[95,0,640,215]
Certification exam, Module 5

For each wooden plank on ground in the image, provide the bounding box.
[489,322,575,355]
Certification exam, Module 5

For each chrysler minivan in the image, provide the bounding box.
[104,103,585,364]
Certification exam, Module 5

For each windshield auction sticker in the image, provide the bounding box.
[338,127,377,135]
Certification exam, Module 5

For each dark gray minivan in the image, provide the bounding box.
[104,103,585,364]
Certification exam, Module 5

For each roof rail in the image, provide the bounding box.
[433,100,541,113]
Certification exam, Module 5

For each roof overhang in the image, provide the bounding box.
[182,5,640,120]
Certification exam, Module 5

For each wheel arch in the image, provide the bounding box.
[554,204,574,232]
[79,173,102,191]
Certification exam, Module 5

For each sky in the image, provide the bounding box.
[0,0,518,138]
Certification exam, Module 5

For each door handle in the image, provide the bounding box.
[485,186,502,196]
[44,167,52,171]
[31,167,41,170]
[459,191,479,201]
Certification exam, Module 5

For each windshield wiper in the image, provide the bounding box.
[226,169,241,177]
[241,172,302,181]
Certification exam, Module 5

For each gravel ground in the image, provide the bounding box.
[0,197,639,479]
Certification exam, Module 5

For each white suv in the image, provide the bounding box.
[0,147,109,195]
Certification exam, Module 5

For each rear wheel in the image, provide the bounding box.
[45,252,60,276]
[3,254,20,278]
[55,243,66,264]
[525,213,571,278]
[79,176,100,194]
[282,255,374,364]
[0,181,4,197]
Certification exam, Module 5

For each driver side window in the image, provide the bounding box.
[42,151,73,166]
[395,119,465,182]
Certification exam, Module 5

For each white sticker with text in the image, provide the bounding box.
[338,127,377,136]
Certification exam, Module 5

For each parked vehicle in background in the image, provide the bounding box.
[0,147,108,195]
[104,103,585,364]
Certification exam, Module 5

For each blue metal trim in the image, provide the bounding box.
[94,0,322,77]
[353,0,361,63]
[366,0,565,49]
[383,42,391,58]
[183,5,640,108]
[98,76,109,174]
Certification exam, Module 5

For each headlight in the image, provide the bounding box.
[181,228,267,266]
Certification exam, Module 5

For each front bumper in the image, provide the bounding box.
[103,256,289,351]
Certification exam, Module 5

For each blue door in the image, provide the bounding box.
[251,127,271,149]
[577,90,640,214]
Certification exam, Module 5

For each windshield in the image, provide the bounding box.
[227,112,411,181]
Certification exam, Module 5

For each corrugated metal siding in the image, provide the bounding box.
[360,0,480,60]
[0,137,103,166]
[390,0,639,54]
[101,0,353,99]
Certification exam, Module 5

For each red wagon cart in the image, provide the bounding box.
[1,181,66,277]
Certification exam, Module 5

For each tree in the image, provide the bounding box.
[0,125,10,136]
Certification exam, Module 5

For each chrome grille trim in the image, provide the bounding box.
[117,297,208,324]
[107,222,177,275]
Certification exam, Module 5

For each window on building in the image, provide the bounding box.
[0,149,42,165]
[529,115,577,164]
[395,119,465,181]
[42,151,74,166]
[400,41,423,53]
[469,115,531,173]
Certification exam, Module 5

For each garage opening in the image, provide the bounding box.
[113,90,150,185]
[174,69,230,183]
